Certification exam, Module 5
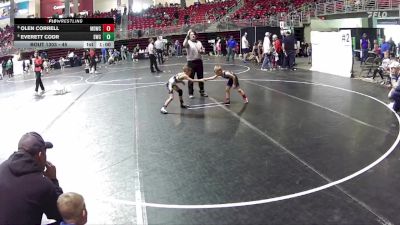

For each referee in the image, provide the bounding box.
[148,37,162,73]
[183,29,208,98]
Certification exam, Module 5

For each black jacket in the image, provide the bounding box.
[0,152,63,225]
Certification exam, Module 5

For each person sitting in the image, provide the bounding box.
[0,132,63,224]
[372,51,391,82]
[387,59,400,111]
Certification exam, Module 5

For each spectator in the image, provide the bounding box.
[60,57,65,70]
[220,37,227,56]
[261,32,272,71]
[68,51,75,67]
[216,37,222,56]
[0,132,63,224]
[133,44,140,62]
[57,192,88,225]
[175,40,182,57]
[373,39,380,56]
[1,60,6,78]
[388,37,396,57]
[282,30,296,71]
[360,33,370,65]
[89,48,98,74]
[6,58,12,78]
[380,37,390,58]
[155,36,165,64]
[272,34,283,68]
[120,45,127,61]
[226,36,237,62]
[241,32,249,62]
[101,48,107,64]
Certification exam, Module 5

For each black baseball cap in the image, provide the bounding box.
[18,132,53,154]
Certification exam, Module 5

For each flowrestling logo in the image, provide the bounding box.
[367,11,388,18]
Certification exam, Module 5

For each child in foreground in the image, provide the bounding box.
[161,65,204,114]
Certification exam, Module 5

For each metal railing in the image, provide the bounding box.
[289,0,400,20]
[117,20,214,40]
[115,13,309,40]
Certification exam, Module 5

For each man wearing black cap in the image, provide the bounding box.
[0,132,63,225]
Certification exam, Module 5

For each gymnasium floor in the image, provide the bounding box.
[0,57,399,225]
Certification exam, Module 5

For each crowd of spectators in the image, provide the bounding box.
[0,25,14,56]
[128,0,236,30]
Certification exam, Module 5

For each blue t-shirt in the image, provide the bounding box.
[381,42,390,54]
[360,38,369,49]
[227,39,237,49]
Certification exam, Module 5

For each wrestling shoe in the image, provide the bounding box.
[189,95,195,99]
[181,104,188,109]
[244,97,249,104]
[200,92,208,97]
[160,107,168,114]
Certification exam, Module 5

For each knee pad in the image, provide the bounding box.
[178,89,183,96]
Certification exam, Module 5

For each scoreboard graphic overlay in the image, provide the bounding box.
[14,18,115,49]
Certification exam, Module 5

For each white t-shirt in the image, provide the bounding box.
[241,35,249,49]
[148,43,155,55]
[381,58,391,69]
[263,36,271,54]
[186,40,203,61]
[155,40,164,50]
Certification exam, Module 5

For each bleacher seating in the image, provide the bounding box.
[0,25,14,56]
[128,0,236,30]
[232,0,310,19]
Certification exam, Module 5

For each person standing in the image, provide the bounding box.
[261,32,272,71]
[272,34,282,69]
[6,58,12,78]
[220,37,227,57]
[89,48,98,74]
[241,32,249,62]
[155,36,165,64]
[360,33,370,65]
[183,29,208,98]
[175,40,182,57]
[380,37,390,58]
[388,37,396,58]
[1,60,6,79]
[101,47,107,64]
[282,30,297,71]
[148,38,162,73]
[0,132,63,224]
[33,52,45,95]
[133,44,140,62]
[226,36,237,62]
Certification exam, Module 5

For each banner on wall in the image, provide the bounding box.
[40,0,93,18]
[311,30,353,78]
[0,0,29,20]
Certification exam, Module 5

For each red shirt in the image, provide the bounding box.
[34,57,43,72]
[89,49,95,58]
[274,39,282,53]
